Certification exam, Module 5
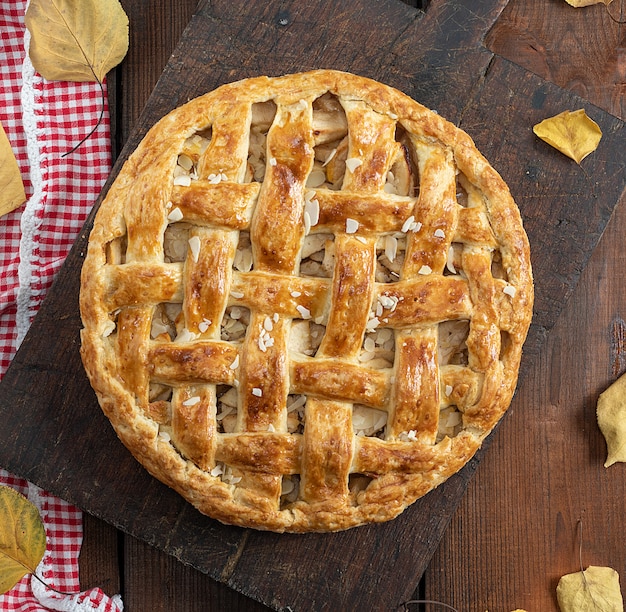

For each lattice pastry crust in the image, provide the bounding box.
[80,70,533,532]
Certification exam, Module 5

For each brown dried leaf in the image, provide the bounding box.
[565,0,613,6]
[0,485,46,595]
[597,372,626,467]
[557,566,623,612]
[25,0,129,83]
[533,109,602,164]
[0,121,26,217]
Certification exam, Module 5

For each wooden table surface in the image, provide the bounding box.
[72,1,626,610]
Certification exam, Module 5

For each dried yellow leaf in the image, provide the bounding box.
[557,566,623,612]
[565,0,613,6]
[0,121,26,217]
[533,109,602,164]
[25,0,129,83]
[0,485,47,595]
[597,372,626,467]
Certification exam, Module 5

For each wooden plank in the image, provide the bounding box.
[78,515,121,597]
[0,0,624,609]
[425,189,626,611]
[486,0,626,121]
[423,3,626,609]
[108,0,199,155]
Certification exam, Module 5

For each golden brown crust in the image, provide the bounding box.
[80,70,533,532]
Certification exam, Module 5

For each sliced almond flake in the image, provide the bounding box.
[418,265,432,275]
[345,157,363,173]
[303,211,312,235]
[230,291,244,299]
[183,396,201,406]
[102,320,116,337]
[346,218,359,234]
[252,387,263,397]
[158,431,171,442]
[210,465,223,477]
[323,147,337,166]
[355,236,367,244]
[401,215,415,233]
[363,337,376,352]
[314,315,324,325]
[220,172,228,182]
[258,335,267,352]
[503,284,516,297]
[434,229,445,238]
[176,328,198,343]
[263,316,273,331]
[167,207,184,222]
[173,175,191,187]
[208,173,222,184]
[230,306,244,320]
[229,355,240,370]
[290,290,301,298]
[273,313,279,323]
[188,235,201,262]
[268,423,276,432]
[445,384,453,397]
[366,316,380,332]
[304,197,320,227]
[198,318,212,333]
[446,246,457,274]
[358,351,377,362]
[384,235,397,262]
[269,157,277,166]
[296,305,311,319]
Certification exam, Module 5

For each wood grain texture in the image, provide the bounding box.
[425,188,626,611]
[486,0,626,121]
[0,0,623,610]
[425,3,626,610]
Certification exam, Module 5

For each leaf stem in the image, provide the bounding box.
[31,571,78,597]
[62,77,105,157]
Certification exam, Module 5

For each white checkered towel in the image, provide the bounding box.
[0,2,123,610]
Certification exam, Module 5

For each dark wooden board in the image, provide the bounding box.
[1,1,624,610]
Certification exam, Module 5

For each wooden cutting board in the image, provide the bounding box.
[1,1,624,609]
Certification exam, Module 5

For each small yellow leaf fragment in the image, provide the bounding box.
[0,485,47,595]
[0,121,26,217]
[533,109,602,164]
[557,566,623,612]
[25,0,129,83]
[565,0,613,6]
[597,372,626,467]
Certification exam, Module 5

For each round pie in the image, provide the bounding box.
[80,70,533,532]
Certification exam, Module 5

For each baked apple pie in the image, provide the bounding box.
[80,70,533,532]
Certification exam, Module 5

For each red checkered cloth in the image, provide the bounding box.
[0,3,122,610]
